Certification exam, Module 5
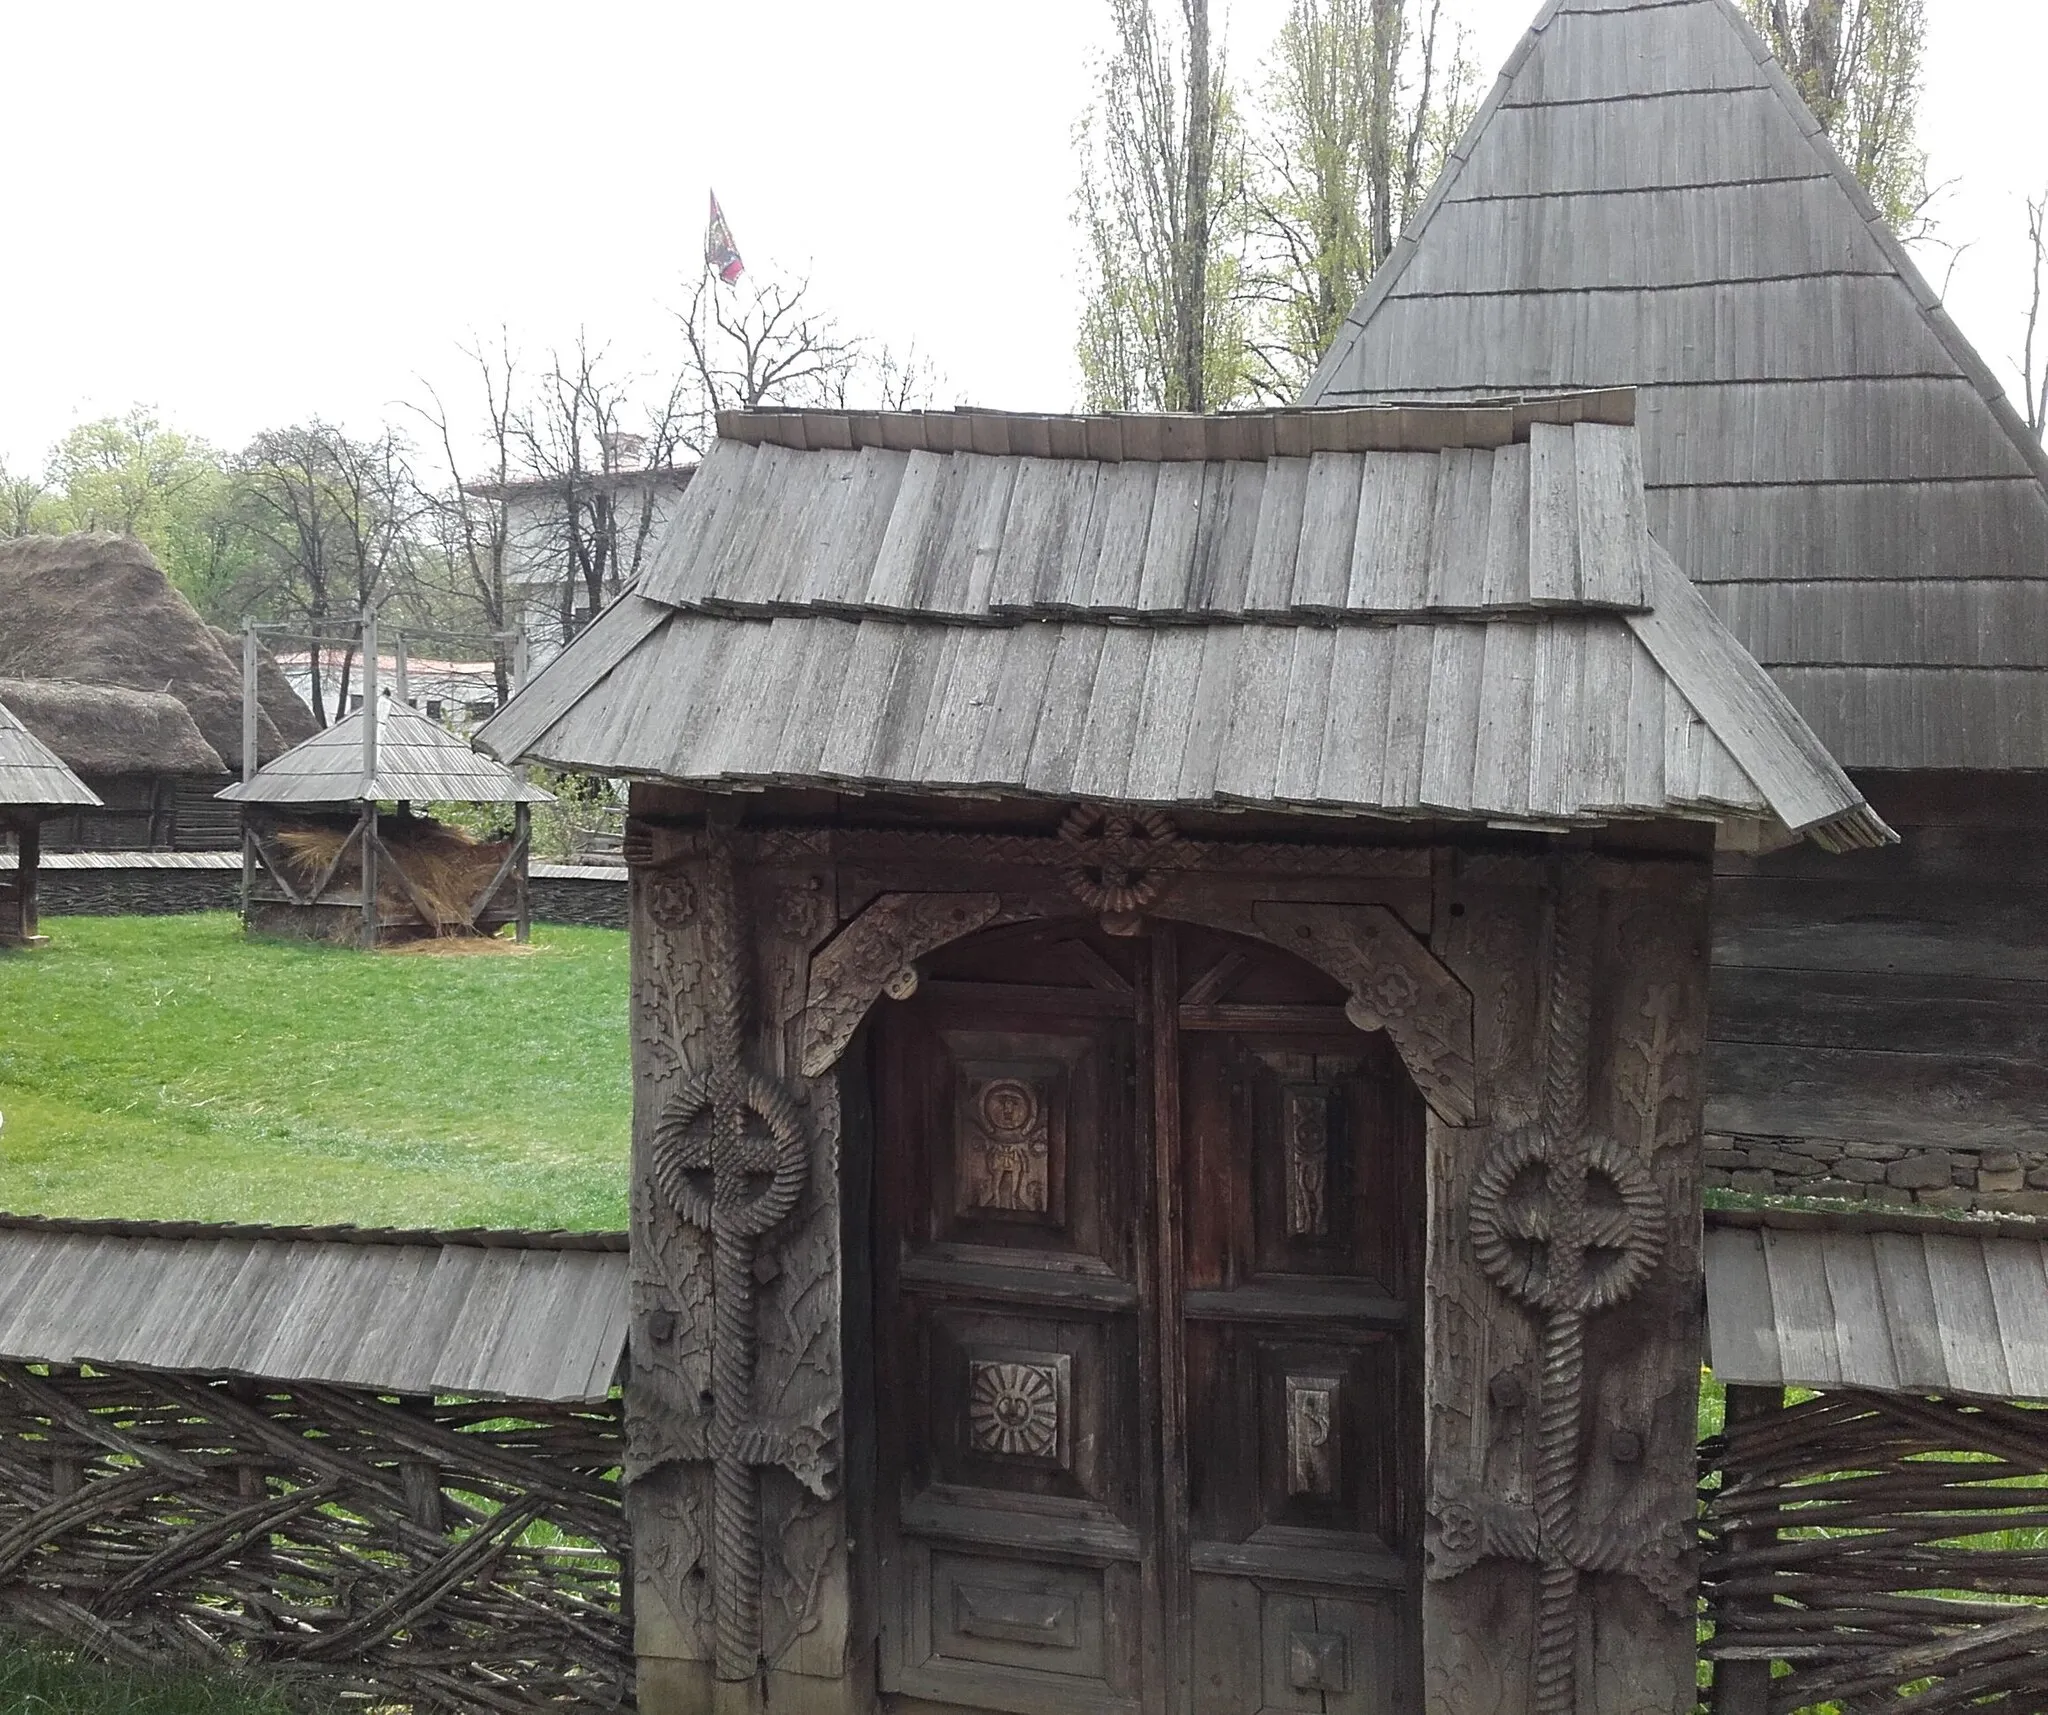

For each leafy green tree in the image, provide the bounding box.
[1074,0,1471,410]
[1240,0,1472,397]
[35,408,252,611]
[1075,0,1251,412]
[1744,0,1929,233]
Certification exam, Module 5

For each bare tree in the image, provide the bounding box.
[677,272,862,429]
[2018,193,2048,439]
[409,338,523,697]
[235,423,419,723]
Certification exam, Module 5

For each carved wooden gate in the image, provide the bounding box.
[872,918,1422,1715]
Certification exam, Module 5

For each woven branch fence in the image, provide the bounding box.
[1702,1389,2048,1712]
[0,1360,630,1710]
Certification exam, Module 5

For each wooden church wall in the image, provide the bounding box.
[1709,773,2048,1213]
[620,786,1710,1715]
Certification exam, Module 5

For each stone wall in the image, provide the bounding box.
[1704,1134,2048,1217]
[39,866,238,917]
[32,861,626,931]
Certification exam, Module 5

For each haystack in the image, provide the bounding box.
[275,815,514,935]
[0,534,313,772]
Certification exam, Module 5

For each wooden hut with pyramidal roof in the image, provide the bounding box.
[219,693,551,949]
[0,693,99,946]
[1302,0,2048,1217]
[476,395,1885,1715]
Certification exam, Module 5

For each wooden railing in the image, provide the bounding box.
[0,1362,629,1709]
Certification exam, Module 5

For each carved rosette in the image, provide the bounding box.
[1058,805,1186,934]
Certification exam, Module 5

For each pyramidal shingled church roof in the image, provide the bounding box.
[1303,0,2048,771]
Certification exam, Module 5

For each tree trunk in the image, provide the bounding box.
[1180,0,1213,414]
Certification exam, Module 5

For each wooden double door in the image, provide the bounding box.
[874,918,1422,1715]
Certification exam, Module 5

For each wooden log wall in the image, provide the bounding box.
[0,1362,630,1710]
[1709,774,2048,1214]
[1702,1388,2048,1711]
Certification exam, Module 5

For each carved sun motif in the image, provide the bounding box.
[968,1359,1063,1460]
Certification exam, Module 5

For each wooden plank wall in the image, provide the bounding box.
[1708,774,2048,1211]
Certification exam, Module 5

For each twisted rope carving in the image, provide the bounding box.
[647,834,810,1683]
[1463,864,1668,1715]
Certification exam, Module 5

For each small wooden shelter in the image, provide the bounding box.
[479,397,1887,1715]
[219,694,552,948]
[0,693,99,946]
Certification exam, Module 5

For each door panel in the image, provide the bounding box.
[878,926,1146,1714]
[876,921,1420,1715]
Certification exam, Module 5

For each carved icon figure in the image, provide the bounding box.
[1286,1373,1340,1496]
[961,1077,1050,1214]
[1284,1086,1330,1237]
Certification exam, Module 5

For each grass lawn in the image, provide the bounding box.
[0,1635,311,1714]
[0,913,630,1230]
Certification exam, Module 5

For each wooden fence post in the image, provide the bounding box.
[1711,1383,1784,1715]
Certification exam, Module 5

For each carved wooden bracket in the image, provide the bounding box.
[798,892,1005,1076]
[1248,902,1478,1126]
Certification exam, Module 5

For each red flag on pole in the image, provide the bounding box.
[706,191,745,285]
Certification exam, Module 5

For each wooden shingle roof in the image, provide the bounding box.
[481,399,1889,849]
[0,1214,627,1403]
[1706,1207,2048,1404]
[0,694,100,809]
[219,697,553,807]
[1302,0,2048,771]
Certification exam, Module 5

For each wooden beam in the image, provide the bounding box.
[514,802,531,944]
[360,802,380,950]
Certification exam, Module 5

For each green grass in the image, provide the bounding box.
[0,1634,317,1713]
[0,913,630,1230]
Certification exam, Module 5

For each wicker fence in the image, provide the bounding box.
[1701,1388,2048,1712]
[0,1360,630,1709]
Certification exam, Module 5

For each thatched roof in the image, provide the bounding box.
[0,694,100,809]
[0,677,225,777]
[221,696,552,806]
[0,535,313,771]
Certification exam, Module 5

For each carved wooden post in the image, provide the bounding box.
[1427,855,1707,1715]
[627,815,856,1715]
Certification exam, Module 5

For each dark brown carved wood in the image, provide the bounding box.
[623,791,1711,1715]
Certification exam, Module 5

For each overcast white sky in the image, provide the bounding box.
[0,1,2041,475]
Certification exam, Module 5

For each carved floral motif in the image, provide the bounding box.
[968,1357,1066,1461]
[1283,1087,1331,1238]
[1058,805,1185,932]
[1285,1373,1341,1497]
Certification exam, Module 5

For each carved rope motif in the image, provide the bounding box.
[1444,865,1671,1715]
[646,835,818,1683]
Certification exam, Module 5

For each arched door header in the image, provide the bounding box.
[796,893,1475,1125]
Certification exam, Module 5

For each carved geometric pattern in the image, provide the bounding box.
[958,1075,1052,1215]
[1283,1086,1330,1237]
[641,835,818,1685]
[1288,1629,1350,1693]
[1285,1373,1341,1497]
[968,1356,1067,1462]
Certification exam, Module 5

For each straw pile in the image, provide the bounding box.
[276,817,511,934]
